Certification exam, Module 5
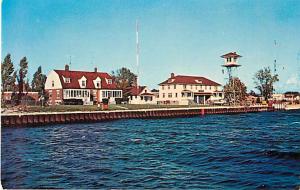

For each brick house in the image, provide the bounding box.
[45,65,122,105]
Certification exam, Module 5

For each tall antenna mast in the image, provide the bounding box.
[136,19,140,92]
[273,40,277,74]
[69,55,72,68]
[297,51,300,89]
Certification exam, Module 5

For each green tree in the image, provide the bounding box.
[111,67,137,89]
[224,77,247,105]
[16,57,29,105]
[254,67,279,101]
[1,54,16,91]
[31,66,47,96]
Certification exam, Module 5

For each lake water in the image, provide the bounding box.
[2,110,300,189]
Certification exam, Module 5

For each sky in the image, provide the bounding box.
[2,0,300,92]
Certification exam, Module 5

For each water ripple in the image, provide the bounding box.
[2,110,300,189]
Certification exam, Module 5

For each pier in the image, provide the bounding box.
[1,105,279,127]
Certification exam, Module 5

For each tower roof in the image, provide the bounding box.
[221,52,242,58]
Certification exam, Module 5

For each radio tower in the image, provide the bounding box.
[221,52,242,106]
[273,40,277,74]
[297,51,300,89]
[136,19,140,93]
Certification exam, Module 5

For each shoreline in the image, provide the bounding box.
[1,105,284,127]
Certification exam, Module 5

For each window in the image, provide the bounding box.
[168,85,170,90]
[52,81,54,87]
[175,93,178,98]
[65,78,71,83]
[163,93,165,98]
[141,96,144,100]
[96,82,100,88]
[82,80,86,87]
[209,86,211,90]
[168,93,172,98]
[107,79,112,84]
[183,85,187,89]
[174,85,176,89]
[162,85,165,90]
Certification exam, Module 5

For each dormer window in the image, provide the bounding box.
[65,78,71,83]
[52,81,54,87]
[107,79,112,84]
[195,80,202,84]
[79,76,87,88]
[96,82,100,88]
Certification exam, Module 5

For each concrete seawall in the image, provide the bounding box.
[1,106,276,127]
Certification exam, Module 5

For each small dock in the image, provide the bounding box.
[1,105,281,127]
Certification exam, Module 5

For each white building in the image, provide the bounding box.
[45,65,122,105]
[124,86,157,104]
[158,73,224,105]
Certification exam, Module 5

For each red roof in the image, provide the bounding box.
[123,86,146,96]
[140,92,154,96]
[159,75,221,86]
[54,70,117,89]
[221,52,242,58]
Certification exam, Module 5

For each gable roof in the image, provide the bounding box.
[123,86,146,96]
[54,70,117,89]
[221,52,242,58]
[159,75,221,86]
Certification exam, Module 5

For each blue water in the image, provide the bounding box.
[2,110,300,189]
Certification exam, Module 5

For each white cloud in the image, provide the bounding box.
[286,74,300,85]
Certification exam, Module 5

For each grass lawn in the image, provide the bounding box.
[15,104,207,113]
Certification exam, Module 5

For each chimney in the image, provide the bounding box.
[171,73,175,78]
[65,64,69,71]
[94,67,98,73]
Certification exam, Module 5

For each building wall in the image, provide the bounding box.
[47,89,63,105]
[128,87,157,104]
[45,71,62,90]
[45,71,63,105]
[99,89,122,104]
[158,84,223,104]
[1,92,39,102]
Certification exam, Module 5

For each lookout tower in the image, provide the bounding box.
[221,52,242,106]
[221,52,242,80]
